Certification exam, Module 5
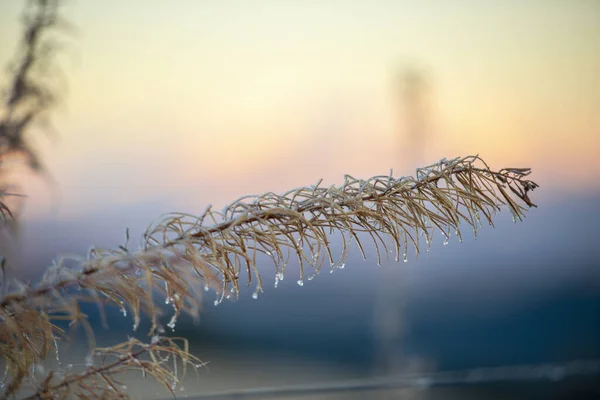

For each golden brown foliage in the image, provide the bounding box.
[0,155,537,399]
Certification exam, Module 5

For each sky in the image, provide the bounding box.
[0,0,599,219]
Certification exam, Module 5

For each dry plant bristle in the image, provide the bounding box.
[0,155,538,399]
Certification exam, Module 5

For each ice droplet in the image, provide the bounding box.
[167,315,177,331]
[52,335,61,365]
[297,280,304,286]
[84,355,94,367]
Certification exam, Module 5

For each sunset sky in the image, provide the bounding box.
[0,0,598,219]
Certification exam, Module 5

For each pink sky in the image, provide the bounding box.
[0,0,598,219]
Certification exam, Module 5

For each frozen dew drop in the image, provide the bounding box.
[84,355,94,367]
[52,335,61,364]
[133,315,140,331]
[167,315,177,331]
[297,280,304,287]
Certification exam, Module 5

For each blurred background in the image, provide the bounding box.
[0,0,599,398]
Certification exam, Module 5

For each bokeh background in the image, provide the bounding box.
[1,1,599,399]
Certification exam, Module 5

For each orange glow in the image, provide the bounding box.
[0,1,598,218]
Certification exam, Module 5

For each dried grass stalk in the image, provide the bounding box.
[0,155,538,399]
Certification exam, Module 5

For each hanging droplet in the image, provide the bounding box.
[167,315,177,331]
[84,355,94,367]
[297,280,304,287]
[403,253,408,262]
[120,307,127,317]
[252,291,259,299]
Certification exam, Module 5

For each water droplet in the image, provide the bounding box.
[204,285,210,292]
[403,253,408,262]
[274,278,279,288]
[276,272,284,281]
[151,335,160,345]
[252,292,259,299]
[213,300,220,306]
[52,335,61,364]
[297,280,304,286]
[85,355,94,367]
[339,263,345,269]
[167,315,177,331]
[308,274,315,281]
[120,307,127,317]
[443,237,449,246]
[165,297,171,304]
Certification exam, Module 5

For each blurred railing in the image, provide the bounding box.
[184,359,600,399]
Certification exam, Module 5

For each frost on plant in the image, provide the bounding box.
[0,154,537,399]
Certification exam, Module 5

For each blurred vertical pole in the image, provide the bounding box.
[372,66,432,381]
[398,68,430,168]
